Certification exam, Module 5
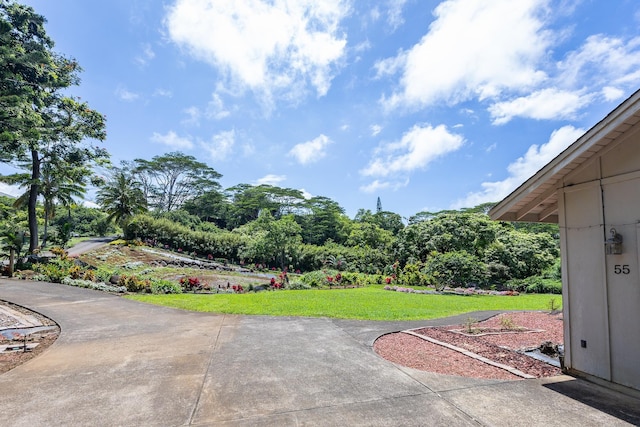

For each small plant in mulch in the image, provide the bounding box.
[453,314,537,336]
[464,317,478,334]
[499,315,517,330]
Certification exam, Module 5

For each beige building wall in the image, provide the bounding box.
[559,130,640,391]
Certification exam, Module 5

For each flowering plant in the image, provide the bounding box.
[179,276,201,291]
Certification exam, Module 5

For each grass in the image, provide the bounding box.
[126,286,562,321]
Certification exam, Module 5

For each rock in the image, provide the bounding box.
[539,341,558,356]
[109,275,120,285]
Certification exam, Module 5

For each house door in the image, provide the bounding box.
[602,175,640,390]
[562,182,610,380]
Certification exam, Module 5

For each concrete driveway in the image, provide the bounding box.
[0,280,639,426]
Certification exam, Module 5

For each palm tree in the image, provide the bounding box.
[0,159,88,248]
[96,170,147,230]
[1,229,25,277]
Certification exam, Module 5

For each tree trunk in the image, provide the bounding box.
[42,211,49,249]
[28,149,40,253]
[8,248,14,277]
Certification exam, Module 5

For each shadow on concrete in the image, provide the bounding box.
[543,378,640,425]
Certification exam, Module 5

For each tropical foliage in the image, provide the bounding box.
[0,1,562,296]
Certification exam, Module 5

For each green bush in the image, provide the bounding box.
[399,262,431,287]
[301,270,338,287]
[61,277,126,293]
[125,215,248,261]
[294,242,391,274]
[506,276,562,294]
[118,274,151,293]
[150,279,182,294]
[286,280,311,290]
[425,251,487,290]
[95,266,118,283]
[33,258,74,283]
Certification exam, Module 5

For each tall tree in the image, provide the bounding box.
[297,196,348,245]
[224,184,305,229]
[236,211,302,270]
[97,169,147,229]
[0,2,107,252]
[1,157,90,247]
[134,152,221,212]
[182,189,229,228]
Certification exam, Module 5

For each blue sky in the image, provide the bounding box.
[3,0,640,219]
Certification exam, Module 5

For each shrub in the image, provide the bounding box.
[82,269,96,282]
[95,266,117,283]
[33,258,73,283]
[150,279,182,294]
[122,261,145,270]
[119,274,151,293]
[425,251,488,291]
[301,270,339,287]
[125,215,248,262]
[50,247,68,259]
[179,276,202,292]
[399,262,431,287]
[68,265,82,279]
[286,280,311,290]
[61,277,127,293]
[506,276,562,294]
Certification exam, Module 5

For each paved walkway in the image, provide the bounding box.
[0,280,639,426]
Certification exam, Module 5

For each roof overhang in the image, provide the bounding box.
[490,89,640,224]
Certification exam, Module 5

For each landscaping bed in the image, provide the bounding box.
[374,311,563,380]
[0,300,60,375]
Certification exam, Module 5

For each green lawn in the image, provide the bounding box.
[125,286,562,321]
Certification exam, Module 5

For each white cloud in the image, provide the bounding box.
[557,35,640,90]
[153,88,173,98]
[360,178,410,193]
[361,124,464,177]
[255,174,286,185]
[206,93,231,120]
[386,0,408,30]
[360,179,391,193]
[166,0,349,103]
[369,7,381,23]
[288,134,333,164]
[115,86,140,102]
[453,125,585,208]
[489,88,593,125]
[242,143,256,157]
[379,0,551,110]
[370,124,382,136]
[150,131,194,149]
[602,86,625,102]
[135,43,156,66]
[200,130,236,161]
[182,106,201,125]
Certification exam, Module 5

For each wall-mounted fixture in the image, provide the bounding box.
[605,228,623,255]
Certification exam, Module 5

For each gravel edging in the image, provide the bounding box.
[374,311,563,380]
[401,329,535,379]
